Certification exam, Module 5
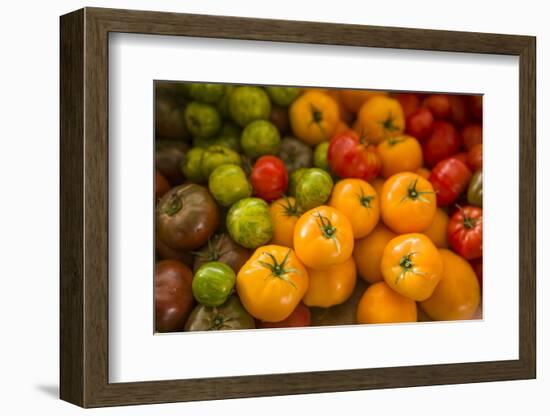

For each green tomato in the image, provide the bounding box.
[216,85,236,118]
[192,261,236,307]
[296,168,334,211]
[180,147,205,183]
[467,169,483,207]
[313,142,331,171]
[209,164,252,207]
[184,296,255,331]
[265,86,301,106]
[288,167,308,197]
[184,102,221,139]
[226,197,273,249]
[201,145,242,179]
[229,86,271,127]
[241,120,281,159]
[184,83,226,103]
[212,122,242,152]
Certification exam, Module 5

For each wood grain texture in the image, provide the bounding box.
[59,7,537,408]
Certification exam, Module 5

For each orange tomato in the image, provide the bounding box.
[423,208,449,248]
[380,172,436,233]
[353,223,397,284]
[416,167,431,179]
[325,89,354,124]
[356,281,417,324]
[237,245,309,322]
[340,89,387,114]
[293,205,354,269]
[377,135,423,178]
[370,177,385,198]
[328,178,380,239]
[303,257,356,307]
[356,96,405,144]
[381,233,443,301]
[333,120,350,135]
[289,90,340,145]
[269,197,302,248]
[420,249,481,320]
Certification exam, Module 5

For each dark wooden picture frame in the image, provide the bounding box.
[60,7,536,408]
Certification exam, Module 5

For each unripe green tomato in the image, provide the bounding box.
[209,164,252,207]
[184,83,226,103]
[181,147,205,183]
[184,102,221,139]
[288,167,308,197]
[229,86,271,127]
[192,261,236,307]
[313,142,331,171]
[296,168,334,211]
[200,145,242,179]
[265,86,302,106]
[226,197,273,249]
[240,120,281,159]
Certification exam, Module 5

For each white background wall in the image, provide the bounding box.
[0,0,546,414]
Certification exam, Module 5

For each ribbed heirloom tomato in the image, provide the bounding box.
[380,172,436,234]
[237,245,308,322]
[293,205,354,269]
[269,197,301,248]
[429,157,472,207]
[356,281,417,324]
[353,223,397,284]
[289,90,340,145]
[355,96,405,144]
[328,178,380,239]
[381,233,443,301]
[377,135,423,178]
[303,257,357,308]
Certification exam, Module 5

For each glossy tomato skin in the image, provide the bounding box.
[155,260,194,332]
[250,155,288,202]
[448,206,482,260]
[421,94,451,119]
[327,129,381,181]
[429,158,472,206]
[356,281,417,324]
[422,121,462,167]
[405,107,434,141]
[257,303,311,328]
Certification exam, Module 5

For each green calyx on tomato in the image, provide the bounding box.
[184,296,255,331]
[277,196,301,218]
[309,104,326,135]
[358,187,375,209]
[162,191,183,216]
[192,261,236,307]
[403,179,434,203]
[257,249,299,289]
[381,112,401,134]
[314,211,341,254]
[396,252,420,285]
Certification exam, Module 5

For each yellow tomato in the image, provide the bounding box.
[353,223,397,284]
[356,96,405,144]
[269,197,301,248]
[377,135,423,178]
[293,205,354,269]
[237,245,309,322]
[416,167,431,180]
[303,257,356,307]
[380,172,436,233]
[381,233,443,301]
[340,89,387,114]
[289,90,340,145]
[328,179,380,239]
[420,249,481,320]
[356,281,417,324]
[423,208,450,248]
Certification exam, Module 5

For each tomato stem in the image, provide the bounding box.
[258,249,298,289]
[278,196,301,217]
[314,211,341,254]
[401,179,434,204]
[357,188,375,208]
[162,193,182,216]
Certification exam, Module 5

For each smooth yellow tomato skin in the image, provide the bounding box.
[380,172,437,234]
[356,96,405,144]
[381,233,443,301]
[289,90,340,145]
[293,205,354,269]
[423,208,450,248]
[328,179,380,239]
[303,257,357,308]
[340,89,388,114]
[269,197,301,248]
[377,135,423,178]
[356,281,417,324]
[420,249,481,321]
[237,245,308,322]
[353,223,397,284]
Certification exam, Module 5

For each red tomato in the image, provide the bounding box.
[452,152,468,165]
[470,258,483,289]
[467,143,483,171]
[469,95,483,120]
[328,129,382,181]
[429,158,472,206]
[406,107,434,141]
[257,303,311,328]
[250,156,288,202]
[422,121,461,167]
[462,123,482,150]
[448,95,471,126]
[422,94,451,119]
[448,206,482,260]
[395,93,420,118]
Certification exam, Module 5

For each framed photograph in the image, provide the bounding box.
[60,7,536,408]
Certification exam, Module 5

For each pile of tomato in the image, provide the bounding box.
[155,83,483,332]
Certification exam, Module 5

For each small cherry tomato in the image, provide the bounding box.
[462,123,482,150]
[448,206,482,260]
[257,303,311,328]
[467,143,483,171]
[356,281,417,324]
[377,135,423,178]
[406,107,434,141]
[303,257,357,308]
[422,121,461,167]
[429,157,472,207]
[328,178,380,239]
[250,155,288,201]
[381,233,443,301]
[421,94,451,119]
[327,129,381,181]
